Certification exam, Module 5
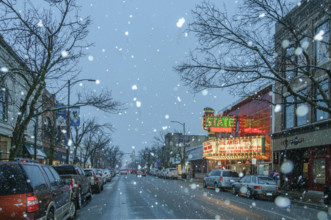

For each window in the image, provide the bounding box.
[0,88,8,121]
[316,80,329,121]
[298,37,309,75]
[49,166,63,186]
[285,47,295,79]
[285,96,295,129]
[316,21,330,65]
[23,165,48,192]
[44,117,52,139]
[296,90,308,126]
[42,166,57,187]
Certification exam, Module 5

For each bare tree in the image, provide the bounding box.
[0,0,122,159]
[103,145,124,169]
[175,0,330,112]
[71,117,112,164]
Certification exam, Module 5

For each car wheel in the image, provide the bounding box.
[88,187,93,200]
[97,185,101,193]
[76,189,82,209]
[68,200,76,219]
[232,187,237,195]
[247,189,253,199]
[47,208,55,220]
[101,185,104,191]
[214,183,219,191]
[203,181,207,188]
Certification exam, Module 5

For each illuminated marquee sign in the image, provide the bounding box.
[218,136,265,154]
[203,140,217,155]
[202,115,235,133]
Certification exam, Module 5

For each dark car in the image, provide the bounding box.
[84,168,104,193]
[203,169,240,191]
[231,175,281,200]
[53,164,92,210]
[0,160,76,220]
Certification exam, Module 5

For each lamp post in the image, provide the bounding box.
[170,120,186,177]
[65,78,99,164]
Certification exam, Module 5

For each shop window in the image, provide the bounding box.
[285,96,294,129]
[313,158,325,184]
[315,80,329,121]
[315,21,330,65]
[0,87,8,121]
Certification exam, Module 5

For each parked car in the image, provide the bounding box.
[102,169,112,182]
[84,168,104,193]
[203,169,240,191]
[158,169,167,178]
[0,160,76,220]
[164,168,178,179]
[53,164,92,210]
[231,175,281,200]
[109,169,116,177]
[120,169,128,175]
[96,169,107,184]
[136,169,147,176]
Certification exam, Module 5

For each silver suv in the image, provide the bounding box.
[203,169,240,191]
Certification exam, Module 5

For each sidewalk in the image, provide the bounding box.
[283,190,330,210]
[179,177,330,211]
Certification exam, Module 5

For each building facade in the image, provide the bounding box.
[202,85,273,175]
[273,0,331,191]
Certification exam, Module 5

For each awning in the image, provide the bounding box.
[186,146,203,161]
[24,144,47,159]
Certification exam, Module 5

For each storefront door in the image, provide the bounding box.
[309,146,331,191]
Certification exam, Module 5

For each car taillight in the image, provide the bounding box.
[220,176,223,181]
[254,186,262,189]
[26,194,39,212]
[276,187,280,191]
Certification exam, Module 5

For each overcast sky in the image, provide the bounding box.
[69,0,239,157]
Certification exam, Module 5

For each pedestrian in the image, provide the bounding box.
[270,170,280,186]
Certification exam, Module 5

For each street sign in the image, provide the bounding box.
[70,106,80,126]
[56,105,66,126]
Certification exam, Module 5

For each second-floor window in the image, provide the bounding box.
[316,79,329,121]
[285,95,295,129]
[315,21,330,65]
[296,89,308,126]
[285,47,295,80]
[44,117,52,139]
[0,88,8,121]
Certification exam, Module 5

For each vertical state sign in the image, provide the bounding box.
[203,140,217,156]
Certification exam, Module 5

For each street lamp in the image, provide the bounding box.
[170,120,186,177]
[65,78,98,164]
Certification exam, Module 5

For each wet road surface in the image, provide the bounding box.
[76,174,326,220]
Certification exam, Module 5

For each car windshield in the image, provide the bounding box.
[258,177,277,185]
[0,1,329,219]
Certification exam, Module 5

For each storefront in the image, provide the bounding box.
[0,135,11,160]
[185,146,207,178]
[202,136,272,175]
[22,143,47,163]
[273,128,331,191]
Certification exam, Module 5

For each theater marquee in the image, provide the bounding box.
[202,136,265,160]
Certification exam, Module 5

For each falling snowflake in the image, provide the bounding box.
[314,30,325,41]
[259,13,265,18]
[274,104,282,113]
[37,20,43,27]
[88,55,94,61]
[281,160,294,174]
[125,31,129,36]
[132,85,138,90]
[0,67,8,73]
[177,97,181,102]
[165,115,169,119]
[202,89,208,96]
[136,101,141,108]
[282,40,290,48]
[176,17,185,28]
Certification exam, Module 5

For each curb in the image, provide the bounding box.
[289,199,330,211]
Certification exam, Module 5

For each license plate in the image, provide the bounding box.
[266,193,272,196]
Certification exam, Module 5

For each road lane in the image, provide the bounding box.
[77,174,327,220]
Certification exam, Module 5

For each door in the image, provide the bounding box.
[309,146,331,191]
